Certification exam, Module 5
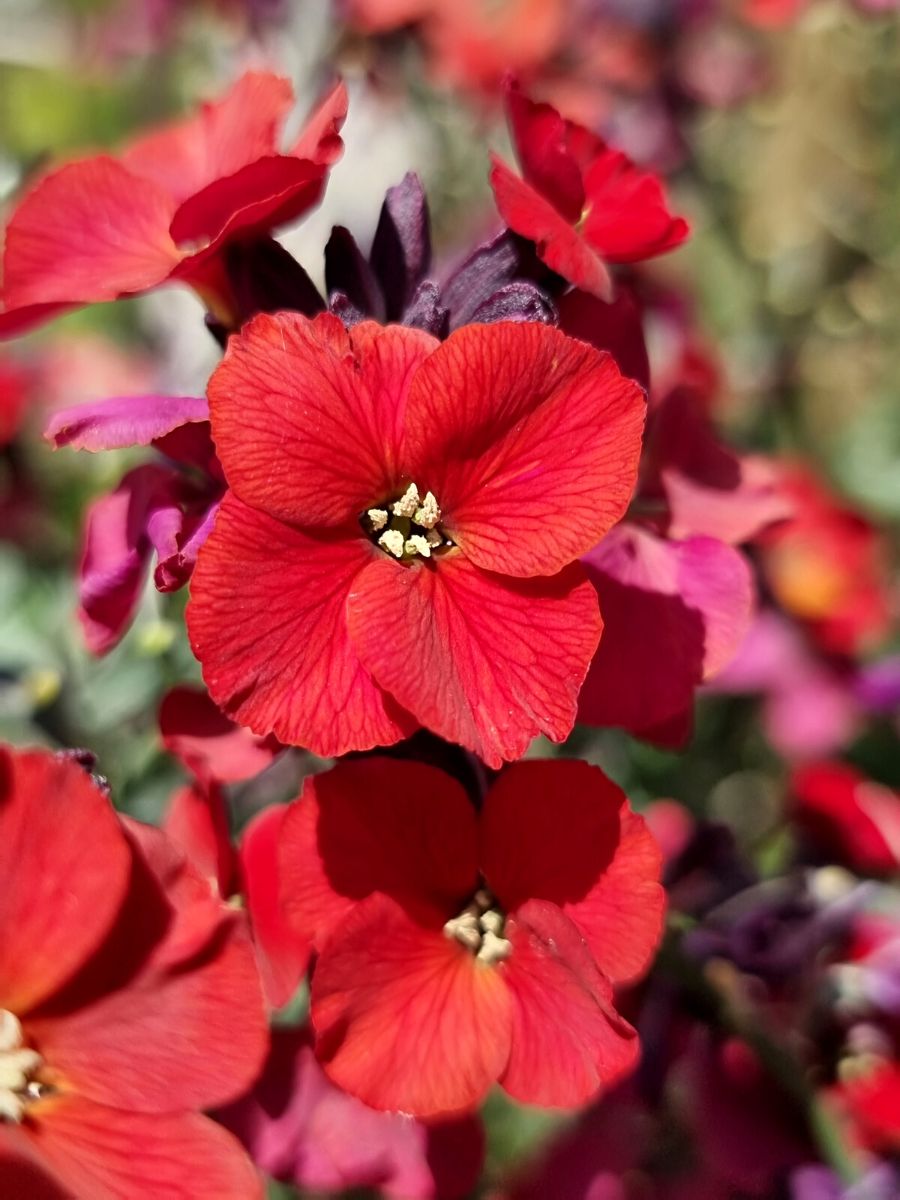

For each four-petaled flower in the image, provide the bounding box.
[490,83,689,300]
[0,745,268,1199]
[187,312,645,765]
[0,71,347,338]
[276,756,664,1117]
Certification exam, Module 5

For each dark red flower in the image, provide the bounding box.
[490,84,689,299]
[0,745,268,1198]
[187,312,645,765]
[277,756,664,1116]
[0,72,347,338]
[791,762,900,876]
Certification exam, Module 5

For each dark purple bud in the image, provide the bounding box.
[402,281,449,338]
[223,237,324,324]
[325,226,384,320]
[469,281,557,326]
[329,291,367,328]
[370,173,432,321]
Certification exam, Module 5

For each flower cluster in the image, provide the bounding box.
[1,5,897,1198]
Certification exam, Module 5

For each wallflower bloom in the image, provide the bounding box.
[0,71,347,337]
[277,757,664,1117]
[0,745,268,1198]
[490,84,689,300]
[187,312,645,765]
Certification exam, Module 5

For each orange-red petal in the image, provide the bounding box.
[312,894,512,1117]
[0,747,131,1015]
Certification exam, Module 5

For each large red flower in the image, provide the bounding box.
[0,71,347,338]
[0,745,268,1198]
[277,756,664,1117]
[187,312,645,765]
[490,84,689,300]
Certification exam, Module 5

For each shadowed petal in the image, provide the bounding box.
[280,758,478,949]
[482,761,664,985]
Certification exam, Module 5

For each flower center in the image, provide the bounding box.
[443,887,512,966]
[362,483,453,561]
[0,1010,47,1123]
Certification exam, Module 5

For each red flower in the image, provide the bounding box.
[0,745,268,1198]
[0,71,347,338]
[759,465,892,658]
[791,762,900,876]
[276,756,664,1117]
[187,312,645,765]
[490,84,689,300]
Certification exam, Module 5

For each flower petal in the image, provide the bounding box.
[370,172,432,320]
[348,554,601,767]
[578,525,754,743]
[279,757,478,949]
[208,312,438,526]
[2,158,179,310]
[405,321,645,576]
[557,286,650,393]
[77,464,183,655]
[18,1095,263,1200]
[27,821,268,1114]
[0,748,131,1015]
[582,151,690,264]
[489,154,612,298]
[45,394,208,452]
[289,77,350,165]
[187,492,415,756]
[482,761,664,985]
[499,900,639,1108]
[504,85,585,222]
[163,780,236,898]
[239,806,311,1010]
[311,894,512,1117]
[159,683,281,785]
[122,70,294,203]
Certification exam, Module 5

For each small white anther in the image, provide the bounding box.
[477,930,512,965]
[0,1012,23,1054]
[392,483,420,518]
[480,909,504,937]
[405,535,432,558]
[378,529,405,558]
[413,492,441,529]
[367,508,389,531]
[443,917,482,951]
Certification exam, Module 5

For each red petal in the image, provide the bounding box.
[122,70,294,204]
[187,492,415,756]
[582,151,690,264]
[348,554,601,767]
[499,900,639,1108]
[504,85,585,222]
[311,894,512,1117]
[208,312,437,526]
[405,322,645,576]
[0,300,77,340]
[481,761,664,985]
[27,822,268,1113]
[0,748,131,1015]
[557,286,650,394]
[578,525,754,743]
[490,155,612,298]
[291,78,350,165]
[159,683,281,785]
[239,806,311,1010]
[19,1096,262,1200]
[169,155,325,251]
[279,757,478,949]
[163,781,236,897]
[2,158,179,310]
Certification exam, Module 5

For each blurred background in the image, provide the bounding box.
[0,2,898,1197]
